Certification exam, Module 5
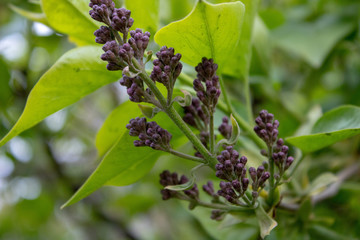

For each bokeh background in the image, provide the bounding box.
[0,0,359,239]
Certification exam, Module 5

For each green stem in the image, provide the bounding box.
[167,106,217,168]
[244,75,253,123]
[217,102,267,149]
[168,149,206,164]
[209,113,215,154]
[267,145,275,206]
[179,72,266,150]
[136,64,217,168]
[179,195,254,212]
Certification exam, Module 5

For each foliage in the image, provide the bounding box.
[0,0,359,239]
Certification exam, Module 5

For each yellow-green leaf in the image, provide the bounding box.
[154,0,245,69]
[0,46,120,147]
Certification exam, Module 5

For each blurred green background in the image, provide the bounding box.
[0,0,359,239]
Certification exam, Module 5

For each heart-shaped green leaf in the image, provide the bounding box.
[154,0,245,68]
[0,46,120,147]
[222,0,260,78]
[286,105,360,152]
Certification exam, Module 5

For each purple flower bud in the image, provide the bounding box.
[218,116,232,139]
[242,178,249,191]
[202,181,215,196]
[151,46,182,90]
[260,149,268,157]
[193,57,220,111]
[94,26,113,44]
[285,156,294,170]
[127,117,172,151]
[249,167,257,182]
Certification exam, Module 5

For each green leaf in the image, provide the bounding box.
[96,101,141,157]
[271,15,354,68]
[63,107,186,207]
[255,205,277,239]
[222,0,259,78]
[305,173,338,196]
[0,46,120,147]
[62,133,161,208]
[138,104,161,119]
[125,0,159,34]
[165,173,195,191]
[154,0,245,69]
[286,105,360,152]
[41,0,100,45]
[165,163,204,191]
[9,4,48,25]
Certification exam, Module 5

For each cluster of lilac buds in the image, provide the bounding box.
[94,26,113,44]
[215,147,250,204]
[90,1,132,37]
[183,98,209,131]
[128,29,150,61]
[215,146,246,181]
[126,117,172,151]
[159,171,199,201]
[90,1,151,74]
[254,110,279,147]
[89,0,115,24]
[150,47,183,93]
[218,116,232,140]
[249,165,270,201]
[119,75,154,103]
[272,138,294,176]
[193,58,221,112]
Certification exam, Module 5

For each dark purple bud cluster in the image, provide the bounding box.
[94,26,113,44]
[272,138,294,174]
[193,58,221,112]
[128,29,151,61]
[248,164,270,201]
[150,46,183,91]
[126,117,172,151]
[159,171,199,201]
[215,146,245,181]
[254,110,279,146]
[111,8,134,35]
[101,40,126,71]
[120,75,153,103]
[254,110,294,185]
[192,131,209,159]
[218,116,232,139]
[90,1,151,74]
[215,146,250,204]
[183,98,209,130]
[90,1,133,37]
[89,0,115,24]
